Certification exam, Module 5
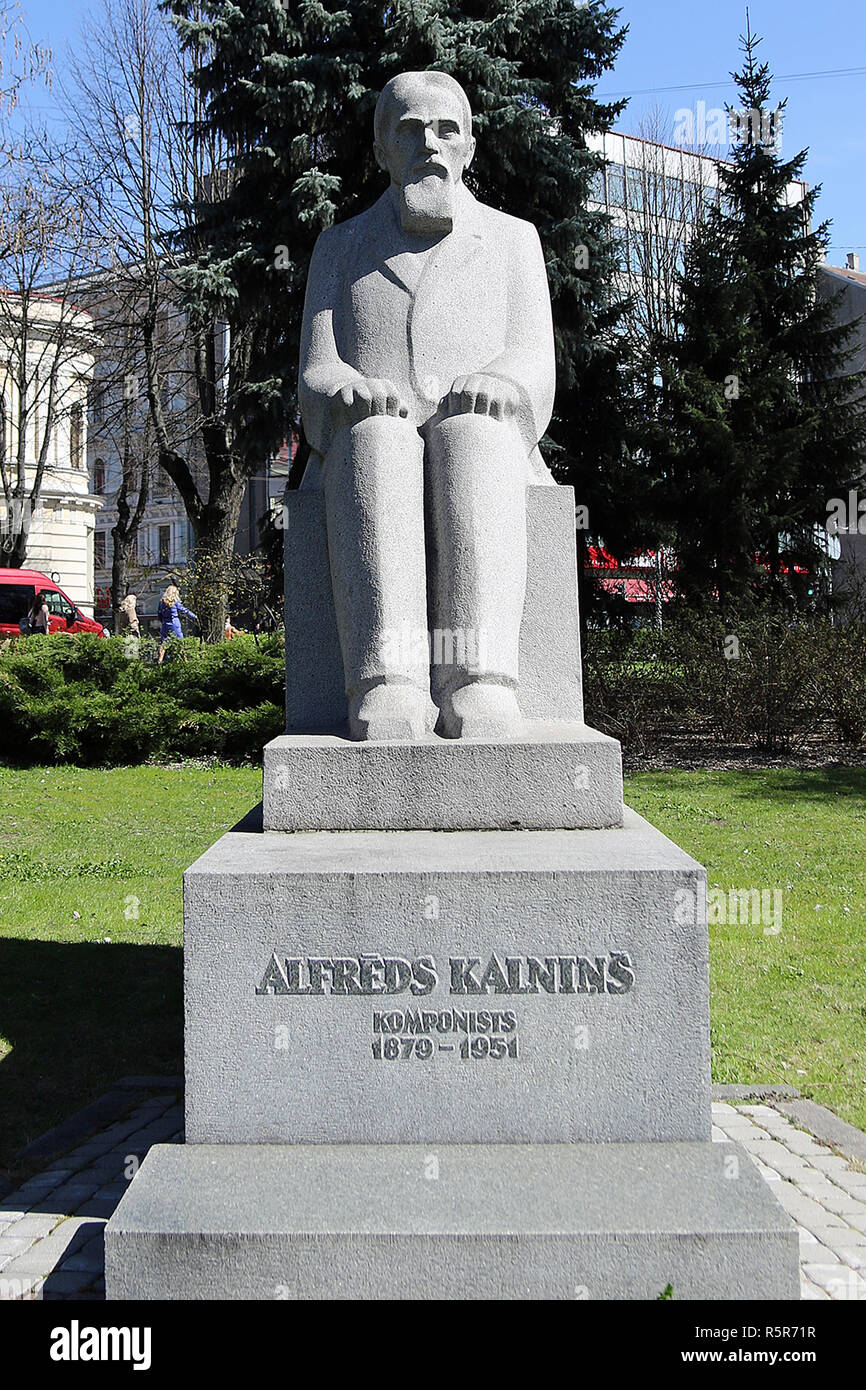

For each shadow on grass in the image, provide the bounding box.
[631,766,866,804]
[0,938,181,1181]
[722,767,866,805]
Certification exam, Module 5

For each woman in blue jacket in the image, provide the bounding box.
[157,585,198,664]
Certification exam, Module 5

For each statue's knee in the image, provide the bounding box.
[424,410,523,478]
[325,414,423,483]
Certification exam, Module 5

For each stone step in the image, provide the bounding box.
[263,721,623,831]
[104,1140,800,1301]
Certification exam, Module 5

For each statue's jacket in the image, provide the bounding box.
[299,182,556,483]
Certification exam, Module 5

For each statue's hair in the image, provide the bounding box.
[374,71,472,147]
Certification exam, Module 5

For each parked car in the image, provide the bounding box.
[0,569,109,638]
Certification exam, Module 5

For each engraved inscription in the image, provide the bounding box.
[256,951,635,997]
[370,1008,521,1062]
[255,951,634,1064]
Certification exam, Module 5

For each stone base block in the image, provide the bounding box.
[104,1141,800,1301]
[262,721,623,831]
[184,807,710,1146]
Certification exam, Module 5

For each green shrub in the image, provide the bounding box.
[584,607,866,757]
[0,632,284,766]
[5,614,864,766]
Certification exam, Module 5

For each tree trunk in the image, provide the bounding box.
[189,476,247,642]
[110,534,131,632]
[1,526,28,569]
[110,454,149,630]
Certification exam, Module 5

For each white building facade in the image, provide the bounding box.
[0,294,101,612]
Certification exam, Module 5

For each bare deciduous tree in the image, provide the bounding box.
[616,107,715,362]
[0,1,51,146]
[61,0,253,639]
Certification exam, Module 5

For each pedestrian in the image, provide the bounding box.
[224,613,242,640]
[157,584,197,664]
[118,593,141,659]
[21,589,50,636]
[118,593,141,638]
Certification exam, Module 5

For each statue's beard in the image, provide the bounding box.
[400,170,455,235]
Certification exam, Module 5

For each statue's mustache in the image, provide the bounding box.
[410,157,448,176]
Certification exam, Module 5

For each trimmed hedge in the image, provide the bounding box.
[2,611,864,766]
[0,633,285,765]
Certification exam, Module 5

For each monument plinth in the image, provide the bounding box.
[105,70,799,1301]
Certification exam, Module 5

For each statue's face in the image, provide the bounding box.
[375,80,475,190]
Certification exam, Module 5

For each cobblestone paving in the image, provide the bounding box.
[1,1094,864,1299]
[0,1093,182,1301]
[712,1102,866,1302]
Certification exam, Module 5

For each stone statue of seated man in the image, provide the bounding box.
[298,69,556,740]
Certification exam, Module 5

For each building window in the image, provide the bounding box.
[665,176,684,221]
[606,163,626,208]
[93,458,106,493]
[589,167,606,203]
[158,524,171,565]
[70,403,84,468]
[92,386,105,422]
[94,530,107,570]
[626,166,645,212]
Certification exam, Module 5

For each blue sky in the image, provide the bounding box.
[603,0,865,263]
[14,0,866,265]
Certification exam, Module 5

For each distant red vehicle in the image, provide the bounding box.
[0,569,109,638]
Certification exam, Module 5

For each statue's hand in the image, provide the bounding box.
[445,374,520,421]
[337,378,411,423]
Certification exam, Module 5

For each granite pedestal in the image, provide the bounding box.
[183,807,709,1146]
[106,1141,799,1301]
[104,471,800,1298]
[263,723,623,831]
[106,796,800,1299]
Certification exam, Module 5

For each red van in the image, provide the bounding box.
[0,569,109,638]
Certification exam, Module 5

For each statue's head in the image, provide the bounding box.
[374,71,475,234]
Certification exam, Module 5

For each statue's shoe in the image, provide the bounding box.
[349,684,435,741]
[439,682,522,740]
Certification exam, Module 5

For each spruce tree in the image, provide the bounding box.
[166,0,636,579]
[657,25,866,613]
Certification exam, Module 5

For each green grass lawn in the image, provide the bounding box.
[0,763,863,1179]
[627,769,866,1134]
[0,764,260,1178]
